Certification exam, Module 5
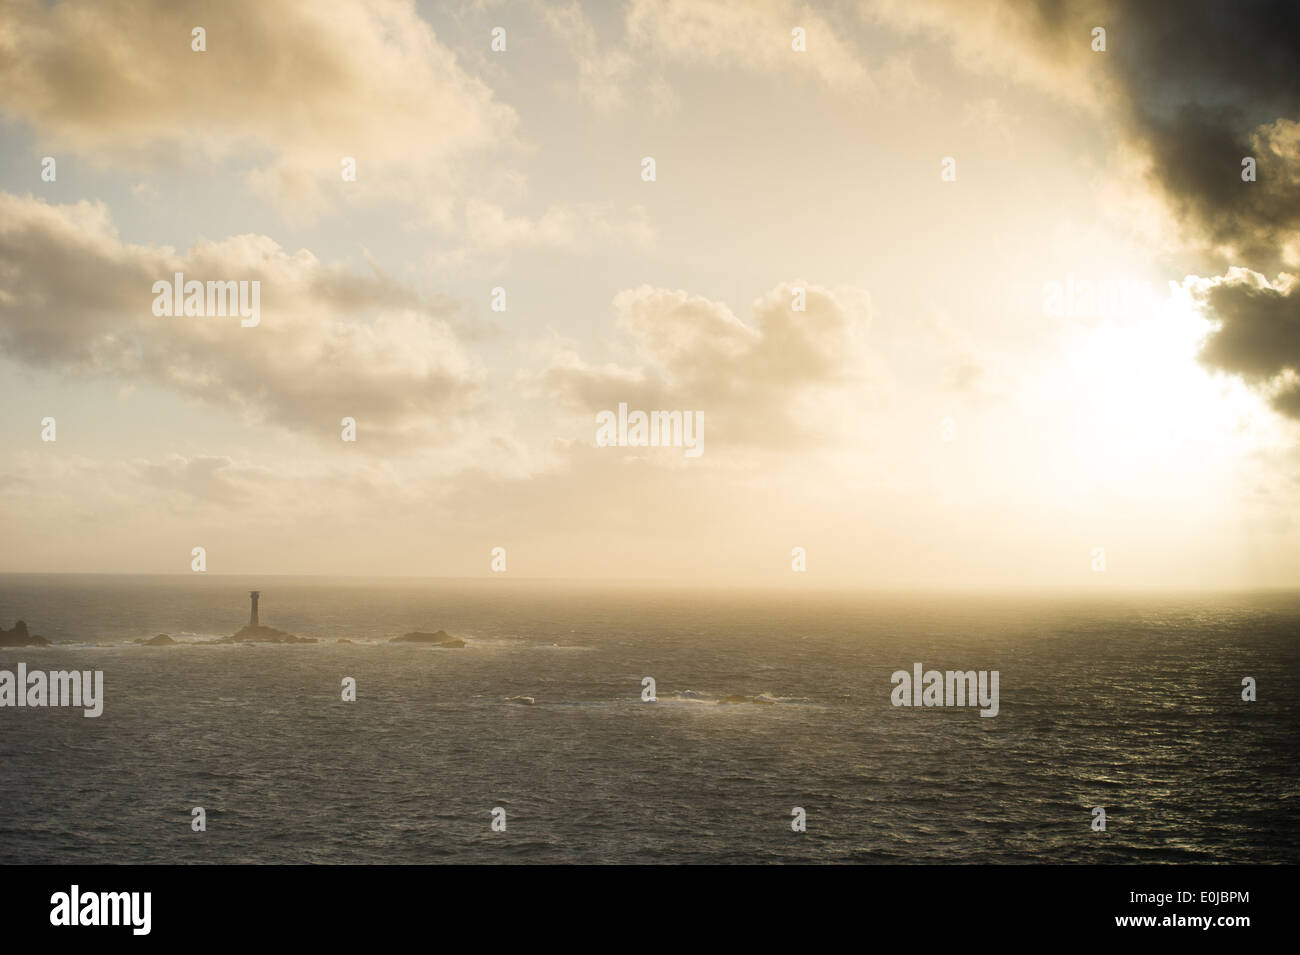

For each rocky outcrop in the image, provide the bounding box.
[390,630,466,647]
[134,633,177,646]
[212,624,315,645]
[0,620,51,647]
[204,592,314,644]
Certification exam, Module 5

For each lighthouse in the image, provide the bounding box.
[249,591,261,627]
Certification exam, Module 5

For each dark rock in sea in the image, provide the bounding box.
[212,624,315,645]
[0,620,51,647]
[390,630,466,647]
[134,633,177,646]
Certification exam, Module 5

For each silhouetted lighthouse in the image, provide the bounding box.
[249,591,261,627]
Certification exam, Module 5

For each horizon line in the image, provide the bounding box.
[1,570,1299,597]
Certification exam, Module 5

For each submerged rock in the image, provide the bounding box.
[718,694,775,705]
[0,620,51,647]
[134,633,177,646]
[390,630,466,648]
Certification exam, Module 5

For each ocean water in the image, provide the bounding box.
[1,574,1297,864]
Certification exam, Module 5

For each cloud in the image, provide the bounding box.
[869,0,1300,264]
[864,0,1113,110]
[1187,268,1300,418]
[0,0,518,222]
[1104,4,1300,265]
[538,1,645,115]
[133,454,259,507]
[626,0,873,92]
[540,0,940,116]
[1097,1,1300,412]
[0,193,484,443]
[869,0,1300,418]
[533,281,875,450]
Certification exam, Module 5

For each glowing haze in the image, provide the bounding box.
[1,0,1298,588]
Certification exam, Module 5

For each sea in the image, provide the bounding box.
[1,574,1297,864]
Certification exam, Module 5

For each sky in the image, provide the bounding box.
[1,0,1299,588]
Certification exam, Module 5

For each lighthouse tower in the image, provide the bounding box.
[249,591,261,627]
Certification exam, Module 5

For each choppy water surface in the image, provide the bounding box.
[1,575,1296,863]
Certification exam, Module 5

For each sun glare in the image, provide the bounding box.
[1056,285,1279,499]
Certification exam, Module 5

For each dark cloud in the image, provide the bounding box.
[960,0,1300,417]
[1200,276,1300,381]
[1194,271,1300,417]
[1111,0,1300,264]
[1090,0,1300,417]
